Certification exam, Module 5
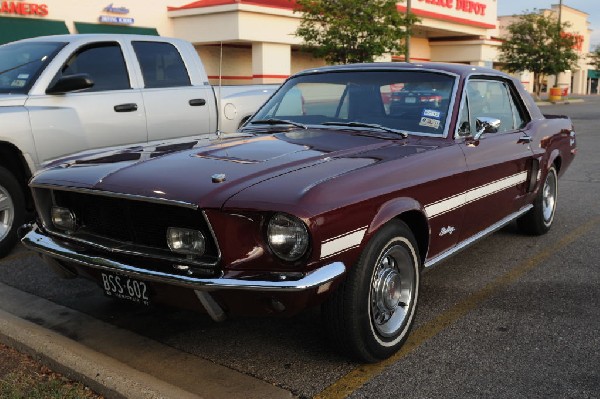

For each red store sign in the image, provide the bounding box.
[418,0,487,16]
[1,1,48,16]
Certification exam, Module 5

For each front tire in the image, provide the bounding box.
[517,165,558,235]
[0,167,25,258]
[322,220,420,363]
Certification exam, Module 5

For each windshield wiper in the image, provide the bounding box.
[249,118,308,129]
[322,122,408,138]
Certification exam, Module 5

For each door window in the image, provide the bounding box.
[132,41,191,88]
[457,79,526,136]
[58,43,130,92]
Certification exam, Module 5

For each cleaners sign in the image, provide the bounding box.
[1,1,48,16]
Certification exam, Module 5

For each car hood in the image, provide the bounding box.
[31,129,438,209]
[0,93,27,106]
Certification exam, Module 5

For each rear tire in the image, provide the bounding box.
[322,220,420,363]
[517,165,558,236]
[0,167,25,258]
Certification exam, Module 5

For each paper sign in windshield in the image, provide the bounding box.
[419,117,441,129]
[422,109,441,119]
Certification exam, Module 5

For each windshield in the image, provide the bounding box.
[250,70,456,136]
[0,41,66,94]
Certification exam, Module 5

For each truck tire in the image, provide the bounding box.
[0,166,25,258]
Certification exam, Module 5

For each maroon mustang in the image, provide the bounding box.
[21,63,576,362]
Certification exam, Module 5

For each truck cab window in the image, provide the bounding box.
[132,41,191,88]
[59,43,130,92]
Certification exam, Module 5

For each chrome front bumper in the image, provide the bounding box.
[21,224,346,293]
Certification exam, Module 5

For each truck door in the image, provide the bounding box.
[456,78,535,242]
[131,41,214,141]
[25,42,147,163]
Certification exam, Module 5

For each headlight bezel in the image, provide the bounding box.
[266,212,310,262]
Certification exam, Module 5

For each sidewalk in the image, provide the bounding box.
[0,282,292,399]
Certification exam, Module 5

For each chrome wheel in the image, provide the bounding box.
[370,243,416,338]
[542,169,557,225]
[0,185,15,241]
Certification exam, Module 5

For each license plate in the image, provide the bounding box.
[101,272,150,306]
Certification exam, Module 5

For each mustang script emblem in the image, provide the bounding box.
[439,226,456,237]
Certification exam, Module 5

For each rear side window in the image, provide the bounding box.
[132,41,191,88]
[59,43,130,92]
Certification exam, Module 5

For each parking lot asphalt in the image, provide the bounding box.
[0,96,599,399]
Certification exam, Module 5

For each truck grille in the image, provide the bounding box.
[51,190,219,266]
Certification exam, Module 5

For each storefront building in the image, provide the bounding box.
[498,4,593,96]
[0,0,594,94]
[1,0,500,84]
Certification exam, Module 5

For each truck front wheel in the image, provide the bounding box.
[0,166,25,258]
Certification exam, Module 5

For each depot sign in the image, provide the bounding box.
[1,1,48,16]
[419,0,487,16]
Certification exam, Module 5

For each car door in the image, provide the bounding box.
[456,77,534,242]
[25,41,148,163]
[131,41,214,140]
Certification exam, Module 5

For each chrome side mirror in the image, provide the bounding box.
[473,117,501,140]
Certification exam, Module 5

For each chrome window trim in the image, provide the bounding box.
[270,67,461,139]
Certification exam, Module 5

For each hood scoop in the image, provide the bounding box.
[194,138,310,163]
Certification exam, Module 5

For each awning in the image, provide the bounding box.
[588,70,600,79]
[0,17,69,45]
[74,22,159,36]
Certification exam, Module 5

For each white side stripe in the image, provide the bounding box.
[321,227,367,259]
[425,171,528,218]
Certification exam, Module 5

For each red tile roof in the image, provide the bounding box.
[168,0,297,11]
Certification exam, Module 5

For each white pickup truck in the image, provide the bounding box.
[0,34,275,257]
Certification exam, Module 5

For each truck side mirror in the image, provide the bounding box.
[46,74,94,95]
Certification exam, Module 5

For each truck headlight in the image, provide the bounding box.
[51,206,77,232]
[167,227,205,256]
[267,213,309,261]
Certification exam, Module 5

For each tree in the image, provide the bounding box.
[294,0,418,64]
[499,11,579,98]
[589,45,600,70]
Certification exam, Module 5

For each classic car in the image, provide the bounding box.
[21,63,576,362]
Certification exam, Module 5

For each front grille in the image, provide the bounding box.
[52,190,219,264]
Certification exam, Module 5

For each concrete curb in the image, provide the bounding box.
[0,281,293,399]
[0,308,200,399]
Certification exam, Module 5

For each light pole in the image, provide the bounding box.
[404,0,411,62]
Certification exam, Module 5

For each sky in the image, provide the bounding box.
[497,0,600,47]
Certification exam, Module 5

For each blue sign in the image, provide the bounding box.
[99,15,134,24]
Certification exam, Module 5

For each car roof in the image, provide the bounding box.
[293,62,511,80]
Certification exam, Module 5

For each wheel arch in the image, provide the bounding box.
[547,148,562,174]
[368,197,429,267]
[0,142,34,211]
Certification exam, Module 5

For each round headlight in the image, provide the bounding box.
[267,213,309,262]
[51,206,77,232]
[167,227,205,256]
